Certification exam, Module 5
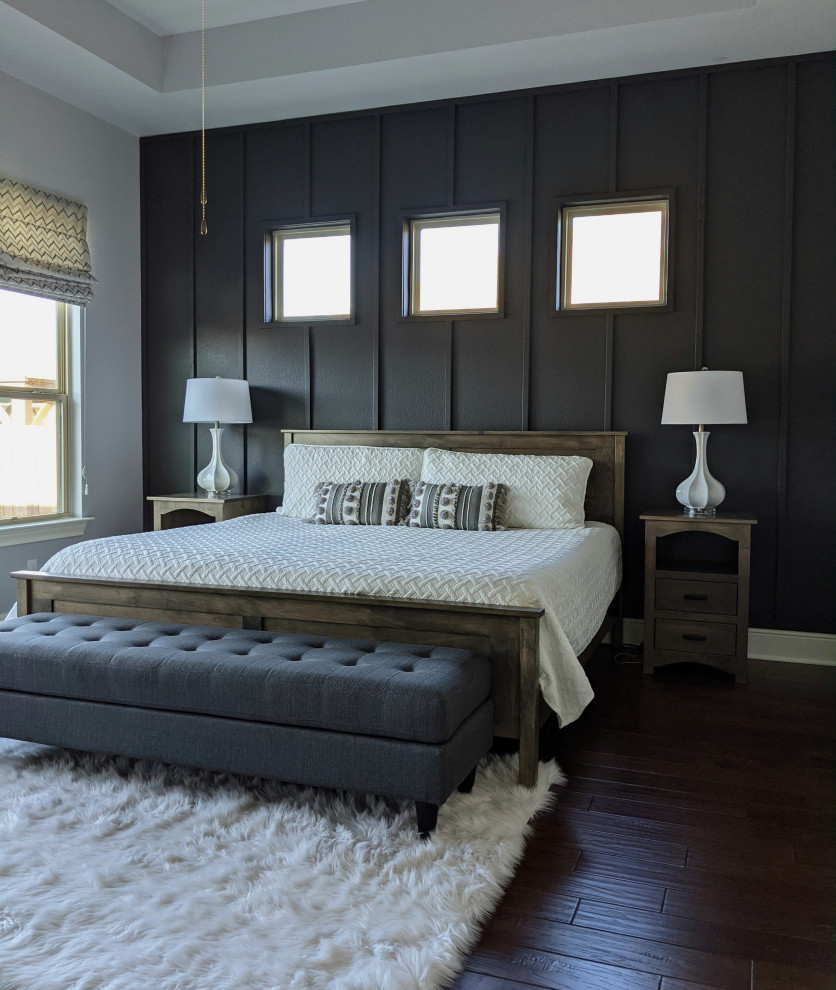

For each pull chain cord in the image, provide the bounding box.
[200,0,207,236]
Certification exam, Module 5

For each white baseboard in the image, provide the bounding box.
[747,628,836,666]
[616,617,836,666]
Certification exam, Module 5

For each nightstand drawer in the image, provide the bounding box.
[655,578,737,616]
[654,619,737,656]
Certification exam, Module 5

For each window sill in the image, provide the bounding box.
[0,516,93,548]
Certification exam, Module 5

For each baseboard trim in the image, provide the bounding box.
[616,618,835,666]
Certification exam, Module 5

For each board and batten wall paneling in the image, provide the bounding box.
[141,53,836,635]
[379,108,451,430]
[783,58,836,632]
[244,124,309,502]
[142,135,195,525]
[194,130,245,489]
[612,74,702,619]
[451,98,529,431]
[309,116,378,431]
[703,65,788,630]
[529,86,611,432]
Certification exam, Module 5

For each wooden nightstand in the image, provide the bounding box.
[147,493,266,531]
[641,510,757,683]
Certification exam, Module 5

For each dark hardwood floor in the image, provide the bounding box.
[452,650,835,990]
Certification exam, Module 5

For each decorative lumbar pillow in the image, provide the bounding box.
[314,480,411,526]
[420,448,592,529]
[280,444,425,518]
[406,481,507,531]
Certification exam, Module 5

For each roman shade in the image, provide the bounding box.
[0,175,96,305]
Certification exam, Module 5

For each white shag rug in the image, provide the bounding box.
[0,738,563,990]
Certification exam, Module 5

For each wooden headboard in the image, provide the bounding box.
[282,430,626,538]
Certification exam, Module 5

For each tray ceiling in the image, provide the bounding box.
[0,0,832,136]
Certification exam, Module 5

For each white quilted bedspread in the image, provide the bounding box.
[41,515,621,726]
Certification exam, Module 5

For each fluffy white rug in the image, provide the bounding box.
[0,738,562,990]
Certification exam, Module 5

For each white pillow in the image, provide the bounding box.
[280,444,425,519]
[420,447,592,529]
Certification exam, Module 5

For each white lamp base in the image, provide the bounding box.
[196,426,238,496]
[675,430,725,516]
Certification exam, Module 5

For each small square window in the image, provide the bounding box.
[270,221,352,322]
[407,212,501,317]
[559,198,670,310]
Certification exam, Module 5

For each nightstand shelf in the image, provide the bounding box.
[147,493,265,531]
[641,510,757,683]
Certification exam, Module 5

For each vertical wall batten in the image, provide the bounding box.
[605,82,618,431]
[239,131,248,490]
[603,314,613,430]
[608,83,619,193]
[191,136,199,477]
[694,72,708,369]
[372,114,382,429]
[520,95,535,430]
[775,62,797,623]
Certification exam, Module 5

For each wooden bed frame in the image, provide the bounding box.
[14,430,626,787]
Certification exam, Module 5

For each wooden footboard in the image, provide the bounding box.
[14,571,546,786]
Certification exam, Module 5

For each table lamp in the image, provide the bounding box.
[661,368,747,516]
[183,377,252,495]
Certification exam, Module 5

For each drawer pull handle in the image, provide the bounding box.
[683,594,709,601]
[682,633,707,642]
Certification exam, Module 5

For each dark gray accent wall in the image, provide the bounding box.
[140,53,835,634]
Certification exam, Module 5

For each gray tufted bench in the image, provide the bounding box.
[0,613,494,837]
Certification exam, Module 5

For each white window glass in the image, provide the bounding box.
[0,288,68,523]
[273,224,351,320]
[410,214,500,316]
[0,290,59,388]
[561,199,669,310]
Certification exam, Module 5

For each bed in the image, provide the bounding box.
[13,430,626,786]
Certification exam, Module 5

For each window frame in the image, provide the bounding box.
[262,216,355,325]
[0,297,71,528]
[400,203,506,321]
[553,190,675,315]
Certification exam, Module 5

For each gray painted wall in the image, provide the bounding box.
[0,72,142,613]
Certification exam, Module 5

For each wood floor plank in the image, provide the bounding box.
[662,885,832,942]
[684,846,829,887]
[660,979,740,990]
[480,912,752,989]
[752,958,836,990]
[464,945,662,990]
[553,805,796,864]
[450,971,538,989]
[571,899,834,970]
[508,873,667,913]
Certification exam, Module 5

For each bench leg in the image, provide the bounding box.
[457,766,477,794]
[415,801,438,839]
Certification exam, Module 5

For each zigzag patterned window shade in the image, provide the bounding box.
[0,176,95,306]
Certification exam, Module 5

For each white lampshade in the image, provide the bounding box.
[661,369,747,425]
[183,377,252,424]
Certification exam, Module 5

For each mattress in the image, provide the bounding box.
[37,514,622,726]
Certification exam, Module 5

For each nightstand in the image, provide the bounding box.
[641,510,757,683]
[147,493,266,531]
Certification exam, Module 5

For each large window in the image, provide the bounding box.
[558,197,670,311]
[0,288,69,524]
[406,210,502,317]
[268,221,353,322]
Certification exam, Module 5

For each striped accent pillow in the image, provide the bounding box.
[313,480,411,525]
[406,481,507,531]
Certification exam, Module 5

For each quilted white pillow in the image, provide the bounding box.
[420,447,593,529]
[280,444,425,519]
